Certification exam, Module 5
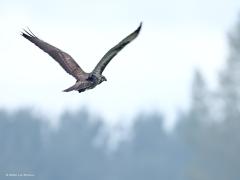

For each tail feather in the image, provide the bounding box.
[63,81,93,93]
[63,84,78,92]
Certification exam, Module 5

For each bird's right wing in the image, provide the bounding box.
[92,23,142,75]
[21,29,86,80]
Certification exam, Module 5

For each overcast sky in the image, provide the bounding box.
[0,0,240,128]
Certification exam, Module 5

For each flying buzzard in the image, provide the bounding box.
[22,23,142,93]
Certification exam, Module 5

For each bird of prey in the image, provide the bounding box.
[21,23,142,93]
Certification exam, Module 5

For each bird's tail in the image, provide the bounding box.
[63,83,79,92]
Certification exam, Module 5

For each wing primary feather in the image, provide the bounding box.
[23,29,33,37]
[27,27,37,37]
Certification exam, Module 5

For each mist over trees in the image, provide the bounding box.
[1,15,240,180]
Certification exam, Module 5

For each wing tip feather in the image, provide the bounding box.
[135,22,143,34]
[21,28,37,39]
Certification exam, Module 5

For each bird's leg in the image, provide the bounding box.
[78,89,85,93]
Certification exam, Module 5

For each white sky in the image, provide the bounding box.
[0,0,240,128]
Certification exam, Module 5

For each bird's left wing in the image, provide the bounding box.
[92,23,142,75]
[21,29,87,80]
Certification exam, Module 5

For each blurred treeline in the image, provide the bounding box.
[1,17,240,180]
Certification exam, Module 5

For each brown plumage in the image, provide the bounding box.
[22,23,142,93]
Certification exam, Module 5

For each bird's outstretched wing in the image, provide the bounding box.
[92,23,142,75]
[21,29,86,80]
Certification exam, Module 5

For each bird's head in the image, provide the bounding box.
[101,76,107,83]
